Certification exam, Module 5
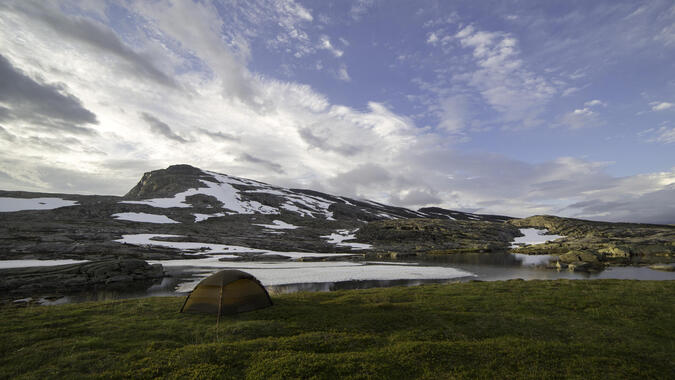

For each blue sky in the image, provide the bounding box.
[0,0,673,223]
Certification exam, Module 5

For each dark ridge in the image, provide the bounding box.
[124,164,212,199]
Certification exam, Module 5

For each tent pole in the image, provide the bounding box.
[216,280,224,336]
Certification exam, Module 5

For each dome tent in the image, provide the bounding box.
[180,270,272,315]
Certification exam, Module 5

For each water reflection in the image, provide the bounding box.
[266,278,462,294]
[423,251,555,266]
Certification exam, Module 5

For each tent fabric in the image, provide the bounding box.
[180,270,273,315]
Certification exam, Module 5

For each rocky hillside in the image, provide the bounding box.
[0,164,512,261]
[2,164,672,269]
[121,164,503,222]
[356,219,522,256]
[509,215,675,270]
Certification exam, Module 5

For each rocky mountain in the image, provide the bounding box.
[2,164,671,269]
[0,164,515,262]
[121,164,506,222]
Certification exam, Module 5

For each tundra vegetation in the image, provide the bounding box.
[1,280,673,379]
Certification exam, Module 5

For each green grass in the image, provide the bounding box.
[1,280,673,379]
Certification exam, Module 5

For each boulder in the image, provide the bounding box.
[557,250,603,272]
[649,263,675,272]
[597,244,631,259]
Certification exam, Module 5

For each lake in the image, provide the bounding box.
[6,228,674,305]
[17,251,674,306]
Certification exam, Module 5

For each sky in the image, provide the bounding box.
[0,0,673,223]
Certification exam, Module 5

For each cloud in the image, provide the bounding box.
[566,184,675,224]
[130,1,256,104]
[328,163,393,198]
[350,0,376,20]
[584,99,607,107]
[642,126,675,144]
[0,125,16,142]
[559,107,603,129]
[2,1,175,88]
[650,101,674,111]
[390,188,442,208]
[0,0,673,225]
[0,53,98,132]
[561,87,580,97]
[199,129,240,142]
[318,35,344,57]
[452,25,557,127]
[337,64,351,82]
[237,153,285,174]
[426,32,439,45]
[141,113,188,143]
[298,127,362,155]
[0,157,138,195]
[436,96,472,133]
[559,99,606,129]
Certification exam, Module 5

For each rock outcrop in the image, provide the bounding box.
[356,218,522,254]
[510,215,675,267]
[0,259,164,297]
[556,250,603,272]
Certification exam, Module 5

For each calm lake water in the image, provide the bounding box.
[17,251,674,306]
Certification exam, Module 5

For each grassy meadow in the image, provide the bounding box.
[1,280,673,379]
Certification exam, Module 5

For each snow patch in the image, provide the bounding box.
[112,212,180,224]
[281,192,335,220]
[511,228,564,248]
[166,261,474,291]
[116,234,355,260]
[0,259,90,269]
[121,171,277,215]
[280,202,313,217]
[193,213,225,222]
[253,220,299,230]
[120,170,339,219]
[322,229,372,250]
[339,197,355,206]
[244,188,287,196]
[0,197,78,212]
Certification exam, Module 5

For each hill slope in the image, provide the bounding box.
[0,164,515,261]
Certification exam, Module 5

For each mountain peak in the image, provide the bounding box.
[121,164,510,223]
[124,164,212,199]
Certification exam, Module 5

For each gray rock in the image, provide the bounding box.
[0,259,165,298]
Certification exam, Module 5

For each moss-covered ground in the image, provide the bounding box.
[1,280,673,379]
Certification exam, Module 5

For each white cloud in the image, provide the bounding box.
[642,126,675,144]
[561,87,580,97]
[436,96,472,134]
[584,99,606,107]
[350,0,376,20]
[559,107,603,129]
[650,101,674,111]
[426,32,438,45]
[655,127,675,143]
[337,64,351,82]
[452,25,557,127]
[318,35,344,57]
